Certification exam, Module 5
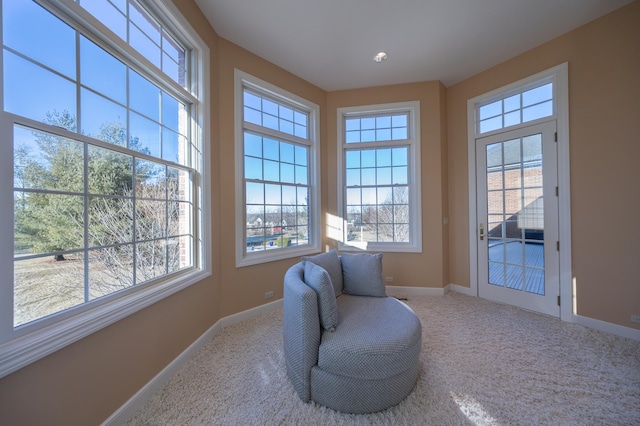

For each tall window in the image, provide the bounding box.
[0,0,209,377]
[235,70,320,267]
[338,102,421,252]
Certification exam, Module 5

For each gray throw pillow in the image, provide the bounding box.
[341,253,386,297]
[303,261,338,332]
[301,250,343,296]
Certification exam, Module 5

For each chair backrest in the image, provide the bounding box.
[283,262,321,402]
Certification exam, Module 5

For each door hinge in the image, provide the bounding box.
[554,132,558,142]
[555,186,559,196]
[557,295,561,306]
[557,241,560,251]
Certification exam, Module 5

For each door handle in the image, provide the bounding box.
[479,223,485,240]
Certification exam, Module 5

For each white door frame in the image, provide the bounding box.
[467,63,573,321]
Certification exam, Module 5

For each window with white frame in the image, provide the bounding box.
[0,0,209,377]
[338,102,421,252]
[235,70,320,267]
[476,80,554,135]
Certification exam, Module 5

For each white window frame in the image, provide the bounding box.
[0,0,211,378]
[234,70,321,267]
[337,101,422,253]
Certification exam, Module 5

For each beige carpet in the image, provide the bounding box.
[126,292,640,425]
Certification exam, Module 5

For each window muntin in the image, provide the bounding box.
[477,82,553,134]
[338,103,421,252]
[1,0,206,369]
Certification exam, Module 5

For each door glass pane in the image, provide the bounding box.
[485,136,545,294]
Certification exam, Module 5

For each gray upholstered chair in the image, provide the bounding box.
[283,251,422,414]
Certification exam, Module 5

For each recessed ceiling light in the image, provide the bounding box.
[373,52,388,63]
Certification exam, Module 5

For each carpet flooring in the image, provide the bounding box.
[126,292,640,425]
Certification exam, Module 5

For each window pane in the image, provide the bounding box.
[80,36,126,105]
[345,118,360,131]
[162,92,186,134]
[14,125,84,193]
[3,0,76,79]
[136,240,167,283]
[78,0,126,40]
[136,200,167,240]
[162,128,180,163]
[391,127,407,140]
[264,160,279,181]
[479,116,502,134]
[162,30,184,64]
[14,254,85,327]
[4,51,76,128]
[523,83,552,107]
[130,1,161,44]
[246,182,264,204]
[15,193,84,255]
[89,196,133,246]
[81,89,127,142]
[129,23,161,68]
[280,142,294,163]
[479,101,502,120]
[89,246,134,299]
[130,112,161,157]
[523,101,553,122]
[129,70,161,121]
[88,145,133,196]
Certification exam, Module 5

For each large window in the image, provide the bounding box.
[0,0,210,377]
[235,70,320,267]
[338,102,421,252]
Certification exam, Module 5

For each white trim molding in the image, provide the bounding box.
[234,69,322,268]
[336,101,422,253]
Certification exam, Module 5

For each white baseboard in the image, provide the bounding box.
[448,283,476,297]
[573,314,640,341]
[385,285,448,297]
[101,298,283,425]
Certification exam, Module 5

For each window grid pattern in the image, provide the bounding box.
[478,82,553,134]
[4,0,197,328]
[486,136,545,295]
[76,0,188,87]
[243,91,312,253]
[3,0,189,165]
[345,146,410,243]
[243,90,308,139]
[345,113,408,143]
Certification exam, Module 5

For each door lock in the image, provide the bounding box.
[479,223,485,240]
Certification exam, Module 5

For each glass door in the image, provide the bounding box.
[476,121,560,317]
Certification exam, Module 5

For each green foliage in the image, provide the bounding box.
[275,236,290,247]
[13,110,158,256]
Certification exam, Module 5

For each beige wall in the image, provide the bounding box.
[326,82,449,288]
[447,1,640,328]
[1,0,638,424]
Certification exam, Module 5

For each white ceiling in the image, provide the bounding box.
[194,0,633,91]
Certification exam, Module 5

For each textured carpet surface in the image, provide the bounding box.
[126,292,640,425]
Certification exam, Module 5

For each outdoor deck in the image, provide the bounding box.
[488,241,545,295]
